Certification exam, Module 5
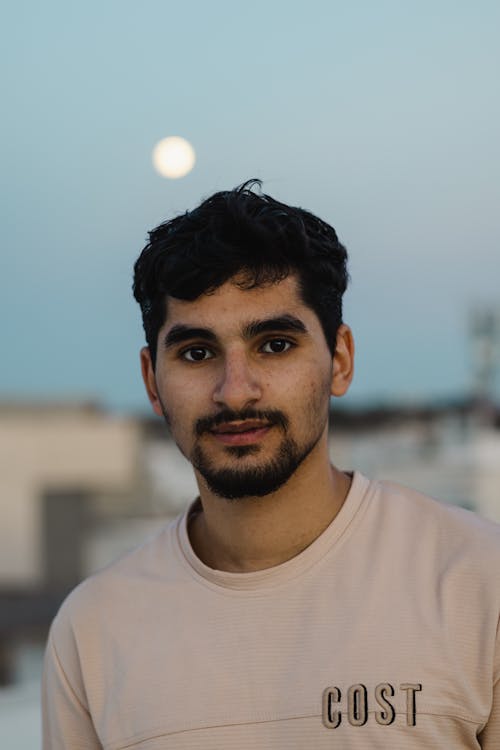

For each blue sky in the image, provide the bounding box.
[2,0,499,412]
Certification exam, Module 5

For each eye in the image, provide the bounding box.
[181,347,214,362]
[261,339,293,354]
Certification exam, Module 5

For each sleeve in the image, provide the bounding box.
[478,617,500,749]
[41,629,102,750]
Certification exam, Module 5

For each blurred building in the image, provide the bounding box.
[1,401,149,591]
[331,401,500,522]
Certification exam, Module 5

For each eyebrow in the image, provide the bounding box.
[163,325,218,349]
[163,314,308,350]
[242,314,308,339]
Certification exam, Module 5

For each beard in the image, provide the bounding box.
[191,432,321,500]
[186,404,325,500]
[160,398,329,501]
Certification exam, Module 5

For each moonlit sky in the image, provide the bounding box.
[2,1,499,412]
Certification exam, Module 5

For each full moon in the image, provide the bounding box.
[152,136,196,179]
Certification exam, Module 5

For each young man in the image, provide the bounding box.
[43,181,499,748]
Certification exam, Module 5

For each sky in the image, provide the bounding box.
[2,0,500,413]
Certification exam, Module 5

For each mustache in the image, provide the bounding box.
[195,408,289,437]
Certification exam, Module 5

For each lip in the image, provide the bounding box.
[210,423,272,446]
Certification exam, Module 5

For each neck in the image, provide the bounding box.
[188,436,351,573]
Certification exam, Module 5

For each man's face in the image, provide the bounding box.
[141,274,352,500]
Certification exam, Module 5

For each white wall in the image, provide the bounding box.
[0,405,140,586]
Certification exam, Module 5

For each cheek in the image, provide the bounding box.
[158,371,190,404]
[305,370,334,415]
[159,374,209,429]
[291,359,332,395]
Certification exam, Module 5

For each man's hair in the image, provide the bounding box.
[133,179,349,367]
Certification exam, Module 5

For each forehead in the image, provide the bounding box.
[163,273,317,332]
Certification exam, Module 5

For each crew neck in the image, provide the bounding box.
[176,471,372,591]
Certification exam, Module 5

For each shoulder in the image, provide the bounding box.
[50,513,185,641]
[355,476,500,628]
[375,476,500,532]
[369,476,500,565]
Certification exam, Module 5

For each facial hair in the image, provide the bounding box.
[192,431,322,500]
[161,404,326,501]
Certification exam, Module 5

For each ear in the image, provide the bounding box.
[140,347,164,418]
[331,324,355,397]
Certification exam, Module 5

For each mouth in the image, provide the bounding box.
[210,421,272,446]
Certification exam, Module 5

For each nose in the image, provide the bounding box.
[212,349,262,410]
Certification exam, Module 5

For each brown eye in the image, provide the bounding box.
[262,339,292,354]
[182,347,213,362]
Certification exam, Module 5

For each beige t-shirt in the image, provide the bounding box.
[42,472,500,749]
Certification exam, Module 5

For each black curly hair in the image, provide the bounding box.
[133,179,349,367]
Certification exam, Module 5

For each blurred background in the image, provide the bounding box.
[2,1,500,745]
